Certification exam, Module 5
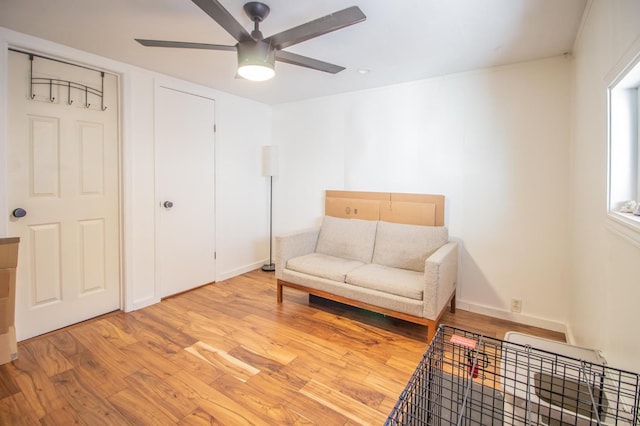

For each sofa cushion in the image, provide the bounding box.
[286,253,365,283]
[346,264,423,300]
[372,221,448,272]
[315,216,377,263]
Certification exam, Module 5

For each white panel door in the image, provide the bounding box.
[155,86,216,298]
[7,51,120,340]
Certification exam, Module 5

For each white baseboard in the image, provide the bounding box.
[563,324,577,345]
[127,261,266,312]
[456,299,569,336]
[131,295,160,312]
[216,260,266,282]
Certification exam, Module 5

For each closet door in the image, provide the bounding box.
[155,86,216,297]
[7,51,121,340]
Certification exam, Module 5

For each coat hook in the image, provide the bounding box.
[29,54,35,99]
[19,50,107,111]
[100,72,107,111]
[49,79,55,102]
[67,81,73,105]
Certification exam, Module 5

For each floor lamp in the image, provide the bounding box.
[262,145,278,272]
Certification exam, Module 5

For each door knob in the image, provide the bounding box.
[163,201,174,209]
[12,208,27,218]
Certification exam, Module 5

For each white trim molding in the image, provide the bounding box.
[456,299,569,336]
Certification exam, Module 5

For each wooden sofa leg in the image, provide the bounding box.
[427,323,436,343]
[277,281,283,303]
[450,292,456,313]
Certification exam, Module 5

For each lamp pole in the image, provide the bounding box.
[262,146,277,272]
[262,174,275,271]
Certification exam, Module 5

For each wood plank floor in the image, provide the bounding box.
[0,269,564,425]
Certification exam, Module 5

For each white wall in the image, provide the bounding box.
[271,101,346,232]
[570,0,640,372]
[0,27,272,313]
[214,89,273,279]
[273,56,572,332]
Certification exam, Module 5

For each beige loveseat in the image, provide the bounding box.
[276,215,458,341]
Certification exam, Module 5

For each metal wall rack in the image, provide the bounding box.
[9,48,107,111]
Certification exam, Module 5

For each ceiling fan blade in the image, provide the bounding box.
[275,50,345,74]
[191,0,252,42]
[265,6,366,50]
[135,39,236,51]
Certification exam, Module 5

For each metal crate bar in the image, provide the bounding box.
[386,325,640,426]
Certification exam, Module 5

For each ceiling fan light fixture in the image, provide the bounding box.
[237,41,276,81]
[238,64,275,81]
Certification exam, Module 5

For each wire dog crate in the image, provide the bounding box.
[386,325,640,425]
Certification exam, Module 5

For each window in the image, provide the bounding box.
[607,45,640,241]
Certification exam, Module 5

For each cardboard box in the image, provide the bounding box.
[0,237,19,364]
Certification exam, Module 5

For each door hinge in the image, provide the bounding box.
[214,252,217,260]
[213,124,217,133]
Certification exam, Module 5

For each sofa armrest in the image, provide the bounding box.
[423,241,459,320]
[275,227,320,279]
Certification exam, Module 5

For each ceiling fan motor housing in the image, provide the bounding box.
[237,40,276,79]
[238,40,275,66]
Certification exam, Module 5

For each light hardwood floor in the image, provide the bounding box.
[0,270,564,425]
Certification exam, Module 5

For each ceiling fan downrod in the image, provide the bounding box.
[244,2,270,40]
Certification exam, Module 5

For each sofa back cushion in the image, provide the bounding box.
[315,216,378,263]
[373,221,448,272]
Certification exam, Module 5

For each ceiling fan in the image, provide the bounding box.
[135,0,366,81]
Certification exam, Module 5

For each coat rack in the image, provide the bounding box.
[10,49,108,111]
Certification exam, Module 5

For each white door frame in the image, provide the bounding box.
[153,82,217,298]
[0,34,131,313]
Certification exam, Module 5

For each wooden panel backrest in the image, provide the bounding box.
[325,197,381,221]
[325,190,445,226]
[379,201,436,226]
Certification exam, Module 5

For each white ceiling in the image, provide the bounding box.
[0,0,587,105]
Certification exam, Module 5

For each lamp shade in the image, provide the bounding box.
[262,145,279,177]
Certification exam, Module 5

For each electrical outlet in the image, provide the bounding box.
[510,298,522,313]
